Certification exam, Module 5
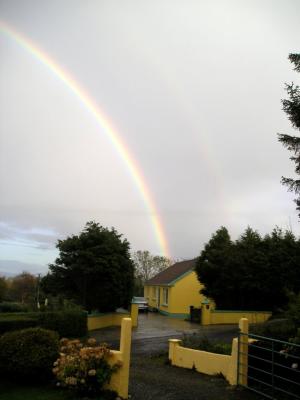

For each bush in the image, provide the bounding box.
[0,327,59,380]
[53,337,119,397]
[0,311,87,337]
[251,318,296,341]
[36,311,87,337]
[0,302,29,313]
[287,293,300,327]
[0,314,37,335]
[182,333,232,355]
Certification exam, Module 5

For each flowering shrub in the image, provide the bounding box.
[53,337,121,396]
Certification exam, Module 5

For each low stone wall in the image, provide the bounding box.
[88,312,130,330]
[169,338,238,385]
[169,318,249,386]
[88,303,138,330]
[201,301,271,325]
[210,310,271,325]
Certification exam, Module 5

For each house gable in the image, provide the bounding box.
[144,259,205,318]
[145,259,197,286]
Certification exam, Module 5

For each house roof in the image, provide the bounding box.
[145,259,197,286]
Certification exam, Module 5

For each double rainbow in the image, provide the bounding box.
[0,20,170,257]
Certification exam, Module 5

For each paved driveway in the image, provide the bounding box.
[127,315,257,400]
[90,313,257,400]
[91,312,238,354]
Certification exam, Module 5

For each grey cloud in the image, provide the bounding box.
[0,259,47,276]
[0,0,300,266]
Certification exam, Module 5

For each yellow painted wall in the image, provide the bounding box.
[171,341,233,379]
[145,271,204,317]
[209,310,271,325]
[144,286,160,309]
[169,318,250,386]
[87,304,138,330]
[144,285,153,307]
[88,313,129,330]
[169,271,204,315]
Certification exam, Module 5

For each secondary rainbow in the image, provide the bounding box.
[0,20,170,258]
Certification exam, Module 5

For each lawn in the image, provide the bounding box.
[0,380,117,400]
[0,380,69,400]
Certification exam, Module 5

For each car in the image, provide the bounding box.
[132,296,148,312]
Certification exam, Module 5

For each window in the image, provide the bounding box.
[163,288,168,305]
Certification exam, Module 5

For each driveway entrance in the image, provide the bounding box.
[91,312,238,354]
[90,313,255,400]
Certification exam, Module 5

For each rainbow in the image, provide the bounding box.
[0,20,170,258]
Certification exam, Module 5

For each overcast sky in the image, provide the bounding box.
[1,0,300,275]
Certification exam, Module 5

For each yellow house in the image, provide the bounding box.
[144,259,205,319]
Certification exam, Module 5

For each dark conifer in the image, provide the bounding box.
[278,54,300,215]
[42,221,134,312]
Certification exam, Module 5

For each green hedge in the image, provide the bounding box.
[251,318,296,341]
[0,311,87,337]
[0,302,29,313]
[0,314,37,335]
[0,327,59,381]
[35,311,87,337]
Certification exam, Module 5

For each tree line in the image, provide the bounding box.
[40,222,172,312]
[0,272,38,305]
[0,223,172,313]
[196,226,300,311]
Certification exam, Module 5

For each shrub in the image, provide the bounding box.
[182,333,232,355]
[53,337,120,397]
[0,302,29,313]
[36,311,87,337]
[0,314,37,335]
[251,318,296,341]
[0,327,59,380]
[287,293,300,327]
[0,311,87,337]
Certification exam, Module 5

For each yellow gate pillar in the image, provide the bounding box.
[168,339,181,364]
[130,302,139,327]
[238,318,249,386]
[118,318,132,399]
[201,299,211,325]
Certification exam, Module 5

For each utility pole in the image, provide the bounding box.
[37,273,41,310]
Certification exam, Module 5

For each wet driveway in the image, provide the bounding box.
[91,312,238,355]
[90,313,257,399]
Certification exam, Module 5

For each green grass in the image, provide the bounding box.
[0,380,117,400]
[0,380,70,400]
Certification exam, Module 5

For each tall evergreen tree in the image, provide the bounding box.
[278,54,300,215]
[42,221,134,312]
[195,227,235,309]
[196,226,300,311]
[234,227,268,310]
